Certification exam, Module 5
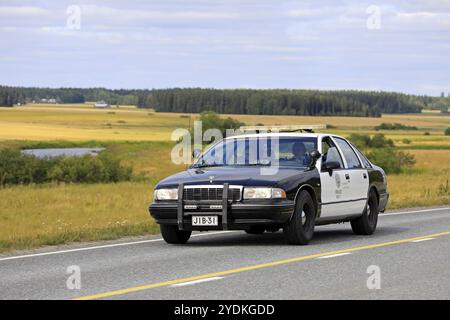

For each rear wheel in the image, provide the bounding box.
[160,225,191,244]
[284,191,316,245]
[351,189,379,235]
[245,226,266,235]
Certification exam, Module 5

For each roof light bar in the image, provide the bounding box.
[239,124,327,133]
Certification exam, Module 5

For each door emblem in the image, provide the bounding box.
[335,173,341,189]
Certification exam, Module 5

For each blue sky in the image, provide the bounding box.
[1,0,449,96]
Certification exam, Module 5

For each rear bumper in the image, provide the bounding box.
[149,200,295,230]
[379,192,389,212]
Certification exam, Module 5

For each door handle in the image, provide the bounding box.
[345,174,350,180]
[363,173,367,179]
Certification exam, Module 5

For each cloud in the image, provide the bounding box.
[286,8,323,18]
[0,0,449,95]
[80,5,240,22]
[0,6,50,16]
[242,44,310,53]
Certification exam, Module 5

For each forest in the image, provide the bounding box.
[0,85,438,117]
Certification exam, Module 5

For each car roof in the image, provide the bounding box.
[224,132,345,140]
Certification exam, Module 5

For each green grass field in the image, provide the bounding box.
[0,103,449,253]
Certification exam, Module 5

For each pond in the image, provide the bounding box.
[21,148,105,159]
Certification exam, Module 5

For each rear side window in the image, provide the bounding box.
[333,137,362,169]
[351,144,372,168]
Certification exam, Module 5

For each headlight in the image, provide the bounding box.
[243,187,286,199]
[154,188,178,201]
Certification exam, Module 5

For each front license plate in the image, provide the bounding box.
[192,216,218,226]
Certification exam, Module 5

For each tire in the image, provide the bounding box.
[351,189,379,235]
[160,225,191,244]
[245,226,266,235]
[284,190,316,245]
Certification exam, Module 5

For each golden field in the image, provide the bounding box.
[1,103,449,143]
[0,103,449,253]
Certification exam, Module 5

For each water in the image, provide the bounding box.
[21,148,105,159]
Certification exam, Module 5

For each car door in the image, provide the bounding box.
[332,136,369,215]
[319,136,351,218]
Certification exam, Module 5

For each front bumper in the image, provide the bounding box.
[149,200,295,231]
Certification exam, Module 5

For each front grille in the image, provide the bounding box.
[183,186,241,202]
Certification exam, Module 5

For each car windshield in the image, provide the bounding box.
[194,137,318,168]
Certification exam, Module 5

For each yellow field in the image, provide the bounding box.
[1,103,449,142]
[0,182,157,251]
[0,141,185,252]
[0,103,449,253]
[0,104,188,141]
[231,113,450,129]
[388,150,450,209]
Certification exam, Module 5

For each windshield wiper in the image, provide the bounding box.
[233,162,272,166]
[193,161,223,168]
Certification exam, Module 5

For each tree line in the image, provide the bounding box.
[0,85,434,117]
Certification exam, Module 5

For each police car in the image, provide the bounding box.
[149,126,389,245]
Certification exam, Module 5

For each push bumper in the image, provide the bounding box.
[149,184,294,230]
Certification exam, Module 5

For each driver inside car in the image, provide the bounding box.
[292,141,311,166]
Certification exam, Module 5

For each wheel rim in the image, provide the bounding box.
[301,210,307,226]
[367,197,377,225]
[300,203,313,232]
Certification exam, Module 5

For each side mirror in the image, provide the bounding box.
[326,160,341,170]
[308,150,321,168]
[323,147,342,173]
[192,148,202,159]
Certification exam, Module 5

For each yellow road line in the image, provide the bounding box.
[73,230,450,300]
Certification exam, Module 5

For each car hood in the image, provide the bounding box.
[156,166,309,189]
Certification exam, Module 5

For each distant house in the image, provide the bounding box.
[93,101,110,108]
[41,98,56,104]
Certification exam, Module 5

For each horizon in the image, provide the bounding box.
[0,84,442,98]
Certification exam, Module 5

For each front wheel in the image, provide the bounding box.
[283,191,316,245]
[351,189,379,235]
[160,225,191,244]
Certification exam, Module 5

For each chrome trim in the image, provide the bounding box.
[184,185,243,190]
[183,184,243,201]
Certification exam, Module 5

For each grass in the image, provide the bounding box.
[0,103,449,253]
[387,150,450,209]
[0,182,157,251]
[0,140,185,253]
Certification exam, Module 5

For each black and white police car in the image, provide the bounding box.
[149,126,389,245]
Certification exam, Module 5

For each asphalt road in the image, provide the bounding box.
[0,207,449,300]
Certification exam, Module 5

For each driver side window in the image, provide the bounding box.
[321,137,344,171]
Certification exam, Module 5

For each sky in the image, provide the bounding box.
[1,0,449,96]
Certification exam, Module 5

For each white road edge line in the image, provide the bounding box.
[381,207,449,216]
[317,252,352,259]
[410,238,435,243]
[170,277,224,287]
[0,231,237,262]
[0,206,448,262]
